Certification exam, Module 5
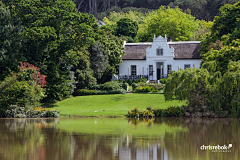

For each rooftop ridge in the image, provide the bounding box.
[125,41,200,46]
[125,42,152,45]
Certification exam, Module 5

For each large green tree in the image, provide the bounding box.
[2,0,98,103]
[137,6,198,42]
[201,40,240,74]
[0,3,24,80]
[89,41,109,79]
[115,18,139,42]
[200,1,240,54]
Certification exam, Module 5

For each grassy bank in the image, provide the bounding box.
[53,94,186,117]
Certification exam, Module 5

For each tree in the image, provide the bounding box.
[200,1,240,54]
[164,68,221,111]
[89,41,109,79]
[201,40,240,74]
[0,2,24,80]
[137,6,198,42]
[115,18,139,42]
[221,61,240,117]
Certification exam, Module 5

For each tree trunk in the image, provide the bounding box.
[89,0,92,14]
[77,0,84,12]
[108,0,110,9]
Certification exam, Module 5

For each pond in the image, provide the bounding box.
[0,118,239,160]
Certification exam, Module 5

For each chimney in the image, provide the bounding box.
[167,36,172,42]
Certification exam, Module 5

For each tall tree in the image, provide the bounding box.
[0,2,24,80]
[200,1,240,54]
[115,18,139,42]
[137,6,198,42]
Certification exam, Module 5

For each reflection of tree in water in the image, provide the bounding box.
[164,118,240,160]
[1,118,239,160]
[0,119,58,160]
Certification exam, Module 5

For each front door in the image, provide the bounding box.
[157,62,164,80]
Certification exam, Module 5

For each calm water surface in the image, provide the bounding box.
[0,118,239,160]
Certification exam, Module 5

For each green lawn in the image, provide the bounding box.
[53,94,186,117]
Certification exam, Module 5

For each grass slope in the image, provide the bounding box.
[54,94,186,117]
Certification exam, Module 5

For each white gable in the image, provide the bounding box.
[146,35,174,58]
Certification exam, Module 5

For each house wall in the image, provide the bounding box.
[119,59,201,80]
[119,35,202,80]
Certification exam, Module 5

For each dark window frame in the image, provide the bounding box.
[149,65,153,75]
[167,65,172,74]
[184,64,191,69]
[156,48,163,56]
[131,65,137,75]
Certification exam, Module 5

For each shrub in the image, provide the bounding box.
[126,107,139,118]
[74,89,99,96]
[107,89,126,94]
[122,78,148,85]
[121,82,129,91]
[132,82,138,91]
[4,105,59,118]
[0,62,46,110]
[163,106,184,117]
[132,82,164,93]
[160,78,166,84]
[101,81,122,91]
[127,106,184,118]
[74,88,126,96]
[134,86,153,93]
[91,81,124,91]
[153,109,164,117]
[0,76,42,110]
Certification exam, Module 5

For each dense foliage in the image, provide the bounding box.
[200,1,240,54]
[137,6,198,41]
[164,65,240,117]
[126,106,184,118]
[74,81,127,96]
[4,105,59,118]
[102,7,212,42]
[0,62,46,111]
[132,82,164,93]
[115,18,139,42]
[164,1,240,117]
[0,1,124,103]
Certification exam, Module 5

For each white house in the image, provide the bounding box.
[118,35,201,81]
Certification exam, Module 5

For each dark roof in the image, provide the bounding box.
[122,44,151,60]
[169,43,201,59]
[122,42,201,60]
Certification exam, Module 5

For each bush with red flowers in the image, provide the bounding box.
[0,62,47,112]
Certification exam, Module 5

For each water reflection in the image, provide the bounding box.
[0,118,239,160]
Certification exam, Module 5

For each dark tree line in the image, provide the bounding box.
[73,0,239,21]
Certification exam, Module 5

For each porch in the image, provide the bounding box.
[118,74,168,81]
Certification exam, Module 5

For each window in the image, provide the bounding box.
[184,64,191,69]
[156,48,163,56]
[149,65,153,75]
[167,65,172,74]
[131,65,136,75]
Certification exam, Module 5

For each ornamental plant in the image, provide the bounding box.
[0,62,47,111]
[18,61,47,87]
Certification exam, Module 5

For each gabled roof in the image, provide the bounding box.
[122,44,151,60]
[169,42,201,59]
[122,41,201,60]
